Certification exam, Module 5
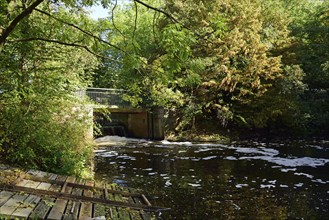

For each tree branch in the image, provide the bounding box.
[134,0,180,25]
[8,37,121,62]
[34,8,126,54]
[111,0,125,39]
[134,0,198,36]
[133,1,138,42]
[0,0,44,45]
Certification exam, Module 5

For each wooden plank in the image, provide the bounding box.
[47,175,74,220]
[23,175,141,197]
[11,172,26,185]
[12,179,52,219]
[129,188,151,220]
[79,180,94,219]
[112,185,130,220]
[117,207,131,220]
[28,174,59,219]
[93,181,106,218]
[62,176,77,220]
[0,191,14,206]
[130,209,143,220]
[117,185,142,220]
[141,194,152,207]
[1,183,168,212]
[26,169,52,179]
[63,178,85,220]
[106,206,119,220]
[0,177,30,217]
[0,192,30,216]
[11,180,41,218]
[104,184,118,220]
[15,179,29,187]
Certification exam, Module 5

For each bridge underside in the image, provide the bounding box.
[85,88,165,140]
[95,107,164,140]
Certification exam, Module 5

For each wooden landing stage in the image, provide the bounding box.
[0,165,167,219]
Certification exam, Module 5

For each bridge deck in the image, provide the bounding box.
[0,164,167,219]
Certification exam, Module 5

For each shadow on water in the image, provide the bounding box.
[94,139,329,219]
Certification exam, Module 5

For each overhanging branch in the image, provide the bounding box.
[0,0,44,45]
[133,0,179,24]
[8,37,121,62]
[134,0,197,35]
[34,8,126,54]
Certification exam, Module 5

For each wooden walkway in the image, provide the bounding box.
[0,165,168,219]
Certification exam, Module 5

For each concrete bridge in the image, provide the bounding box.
[85,88,164,140]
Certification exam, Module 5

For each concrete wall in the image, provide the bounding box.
[95,108,164,140]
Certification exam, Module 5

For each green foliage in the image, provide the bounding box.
[0,1,99,175]
[284,0,329,135]
[89,0,329,136]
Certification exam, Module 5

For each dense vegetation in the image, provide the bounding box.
[93,0,329,137]
[1,0,328,174]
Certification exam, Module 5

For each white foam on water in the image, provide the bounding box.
[294,172,314,179]
[259,147,280,155]
[235,147,279,156]
[94,149,107,153]
[235,184,248,188]
[165,180,172,187]
[225,156,238,160]
[311,179,327,184]
[202,156,217,160]
[260,184,275,189]
[294,183,304,187]
[280,184,289,188]
[195,148,218,153]
[191,158,201,161]
[97,151,118,157]
[307,145,323,150]
[188,183,202,187]
[154,144,174,148]
[95,135,147,143]
[117,155,136,160]
[239,156,329,168]
[195,143,228,147]
[161,140,193,146]
[281,168,297,172]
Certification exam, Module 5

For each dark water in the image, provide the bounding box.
[94,138,329,219]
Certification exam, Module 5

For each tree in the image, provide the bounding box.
[290,0,329,134]
[0,1,99,175]
[94,0,299,133]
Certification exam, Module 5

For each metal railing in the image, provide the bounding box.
[85,87,131,108]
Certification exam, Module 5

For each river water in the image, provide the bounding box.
[94,137,329,219]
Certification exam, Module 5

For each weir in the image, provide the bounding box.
[85,88,165,140]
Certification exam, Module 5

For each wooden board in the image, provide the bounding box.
[79,180,94,219]
[0,165,168,219]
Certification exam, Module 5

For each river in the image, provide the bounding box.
[94,137,329,219]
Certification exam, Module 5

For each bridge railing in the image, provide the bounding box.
[86,88,131,108]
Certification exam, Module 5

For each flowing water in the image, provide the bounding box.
[94,137,329,219]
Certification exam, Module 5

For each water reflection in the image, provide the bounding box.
[94,138,329,219]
